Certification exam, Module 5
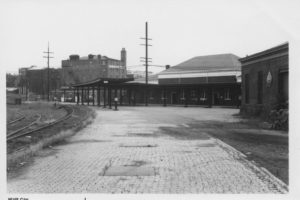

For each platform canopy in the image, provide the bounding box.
[71,77,134,88]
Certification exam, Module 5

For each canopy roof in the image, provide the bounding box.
[72,77,133,87]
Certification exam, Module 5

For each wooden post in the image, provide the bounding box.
[128,88,131,105]
[184,88,188,107]
[92,86,95,106]
[197,88,200,105]
[73,88,76,103]
[163,88,167,107]
[97,85,100,106]
[208,87,212,108]
[120,88,123,105]
[109,86,112,109]
[63,89,66,102]
[87,87,90,106]
[81,87,84,105]
[77,88,79,104]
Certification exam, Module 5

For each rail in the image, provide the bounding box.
[7,105,74,141]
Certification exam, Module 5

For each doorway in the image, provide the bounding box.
[171,92,178,104]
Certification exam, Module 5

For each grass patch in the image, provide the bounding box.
[187,119,288,184]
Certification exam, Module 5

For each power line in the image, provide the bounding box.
[43,42,54,101]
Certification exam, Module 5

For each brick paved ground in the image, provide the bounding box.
[7,107,287,193]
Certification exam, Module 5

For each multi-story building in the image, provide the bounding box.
[61,48,127,86]
[17,67,61,100]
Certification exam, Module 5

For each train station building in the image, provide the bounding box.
[72,53,242,107]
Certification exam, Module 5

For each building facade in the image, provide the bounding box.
[71,53,242,107]
[61,48,127,86]
[240,42,288,117]
[155,54,241,106]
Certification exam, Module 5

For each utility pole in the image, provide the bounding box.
[43,42,54,101]
[140,22,152,106]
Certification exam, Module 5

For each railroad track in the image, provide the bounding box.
[7,114,42,138]
[7,112,25,125]
[7,105,74,141]
[7,113,41,134]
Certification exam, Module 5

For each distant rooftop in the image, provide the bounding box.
[127,74,159,85]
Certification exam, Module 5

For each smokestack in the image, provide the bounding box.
[121,48,126,67]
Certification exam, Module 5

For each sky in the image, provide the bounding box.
[0,0,299,74]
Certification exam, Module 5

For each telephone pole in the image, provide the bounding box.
[43,42,54,101]
[140,22,152,106]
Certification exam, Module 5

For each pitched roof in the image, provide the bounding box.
[160,53,241,74]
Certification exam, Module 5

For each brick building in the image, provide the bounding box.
[61,48,127,86]
[240,42,288,117]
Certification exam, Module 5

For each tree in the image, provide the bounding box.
[6,73,18,87]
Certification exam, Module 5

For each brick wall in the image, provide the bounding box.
[241,54,288,117]
[61,58,127,86]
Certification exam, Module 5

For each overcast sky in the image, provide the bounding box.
[0,0,299,74]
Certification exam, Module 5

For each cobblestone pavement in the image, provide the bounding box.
[7,107,287,193]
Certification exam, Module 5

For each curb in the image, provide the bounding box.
[214,138,288,193]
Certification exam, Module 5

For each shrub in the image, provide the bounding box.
[268,108,288,131]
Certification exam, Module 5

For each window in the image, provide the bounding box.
[149,91,154,100]
[200,90,207,101]
[224,89,231,100]
[180,89,185,100]
[191,90,196,97]
[278,70,288,103]
[245,74,249,104]
[257,71,263,104]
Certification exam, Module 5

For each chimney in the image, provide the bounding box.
[88,54,95,59]
[69,55,80,61]
[166,65,170,70]
[121,48,126,67]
